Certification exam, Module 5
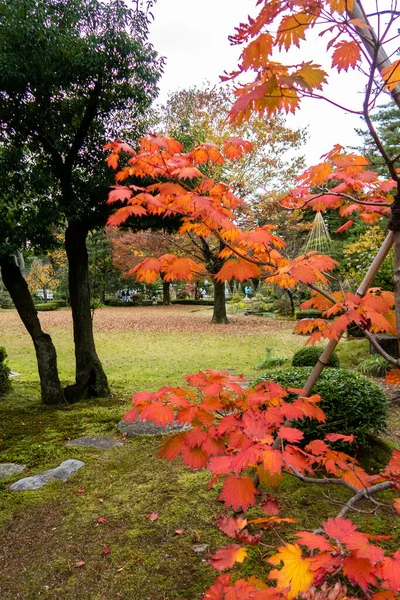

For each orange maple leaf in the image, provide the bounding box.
[223,137,253,160]
[215,259,263,282]
[209,544,248,571]
[276,13,316,51]
[218,475,258,512]
[107,205,147,226]
[342,554,376,592]
[386,369,400,386]
[381,60,400,92]
[332,40,361,72]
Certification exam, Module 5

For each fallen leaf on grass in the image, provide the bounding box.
[193,531,201,542]
[101,545,111,556]
[145,512,159,522]
[174,529,184,535]
[74,561,86,568]
[76,488,86,494]
[97,516,107,524]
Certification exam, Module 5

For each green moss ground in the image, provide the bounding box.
[0,307,398,599]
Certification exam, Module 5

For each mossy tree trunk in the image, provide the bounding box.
[0,257,66,405]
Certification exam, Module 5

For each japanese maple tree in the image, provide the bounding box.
[104,1,400,598]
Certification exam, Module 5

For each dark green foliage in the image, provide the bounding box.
[35,303,58,311]
[0,347,7,363]
[359,355,392,378]
[51,299,68,308]
[292,346,340,368]
[104,298,144,307]
[295,309,323,319]
[257,367,387,447]
[356,101,400,177]
[0,347,10,396]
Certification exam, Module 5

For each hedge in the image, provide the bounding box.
[257,367,387,448]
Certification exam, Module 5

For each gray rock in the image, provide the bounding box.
[0,463,26,480]
[9,371,21,378]
[118,418,190,437]
[192,544,208,553]
[65,436,123,450]
[10,459,84,491]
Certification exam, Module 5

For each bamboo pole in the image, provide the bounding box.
[347,2,400,109]
[304,231,394,394]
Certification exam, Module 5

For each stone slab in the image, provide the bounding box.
[0,463,26,480]
[118,418,190,437]
[192,544,208,553]
[10,459,84,491]
[65,436,123,450]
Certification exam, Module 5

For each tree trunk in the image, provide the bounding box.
[0,257,66,405]
[43,286,48,303]
[285,288,295,316]
[212,278,228,324]
[162,280,171,305]
[99,286,106,304]
[64,221,109,401]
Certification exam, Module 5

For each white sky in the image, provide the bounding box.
[148,0,390,166]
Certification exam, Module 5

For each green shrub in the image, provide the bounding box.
[104,299,124,307]
[358,355,392,378]
[0,348,10,396]
[295,309,323,319]
[292,346,340,368]
[257,367,387,447]
[51,299,68,307]
[0,362,11,396]
[35,303,58,311]
[104,297,144,307]
[0,346,7,363]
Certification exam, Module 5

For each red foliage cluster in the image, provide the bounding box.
[124,370,400,599]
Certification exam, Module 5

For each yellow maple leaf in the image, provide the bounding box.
[381,60,400,92]
[268,543,315,599]
[241,33,273,70]
[276,13,316,51]
[327,0,354,12]
[293,62,327,91]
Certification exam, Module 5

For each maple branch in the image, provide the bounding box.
[366,11,400,17]
[317,190,392,208]
[288,467,392,497]
[300,90,362,115]
[360,328,400,367]
[307,283,337,305]
[335,481,394,519]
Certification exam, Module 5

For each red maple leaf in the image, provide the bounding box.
[218,476,258,511]
[209,544,248,571]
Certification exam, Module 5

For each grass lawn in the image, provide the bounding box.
[0,306,398,599]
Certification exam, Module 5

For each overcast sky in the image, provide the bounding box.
[147,0,380,166]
